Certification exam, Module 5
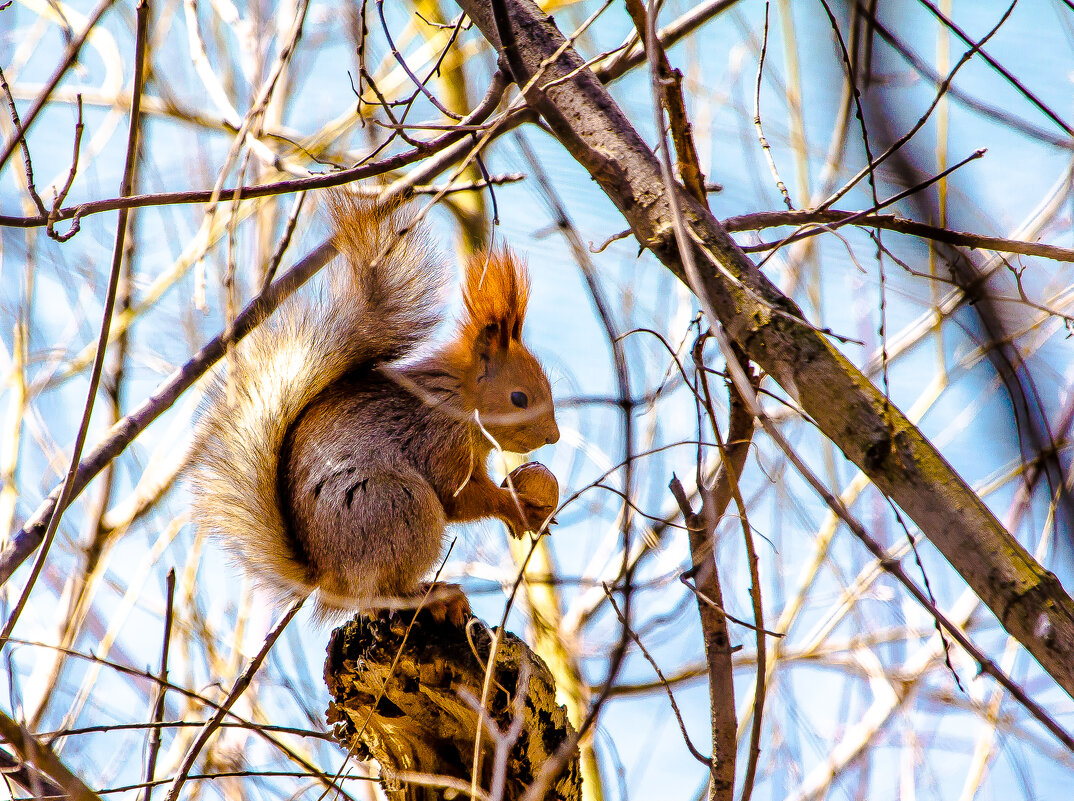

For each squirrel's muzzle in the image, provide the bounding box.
[544,421,560,446]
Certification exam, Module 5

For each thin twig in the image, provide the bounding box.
[481,5,642,799]
[162,598,305,801]
[853,1,1068,149]
[143,568,175,801]
[515,127,630,797]
[705,305,1074,755]
[0,0,151,648]
[753,3,793,210]
[819,1,1016,212]
[916,0,1072,136]
[633,1,743,793]
[604,587,711,766]
[0,0,116,171]
[0,64,46,214]
[723,207,1074,263]
[753,148,988,264]
[0,76,513,231]
[0,237,337,588]
[5,638,352,798]
[598,0,744,83]
[47,95,85,241]
[375,0,463,120]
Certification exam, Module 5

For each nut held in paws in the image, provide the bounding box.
[503,462,560,511]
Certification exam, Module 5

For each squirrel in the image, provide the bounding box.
[189,191,560,622]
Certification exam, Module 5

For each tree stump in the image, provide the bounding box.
[324,612,581,800]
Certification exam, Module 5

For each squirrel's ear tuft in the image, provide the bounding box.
[462,248,530,346]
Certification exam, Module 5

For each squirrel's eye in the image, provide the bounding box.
[510,391,529,409]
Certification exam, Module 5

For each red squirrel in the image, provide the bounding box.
[189,191,560,621]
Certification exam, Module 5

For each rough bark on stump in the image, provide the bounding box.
[324,612,581,800]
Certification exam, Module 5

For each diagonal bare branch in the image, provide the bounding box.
[455,0,1074,710]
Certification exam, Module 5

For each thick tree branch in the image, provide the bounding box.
[454,0,1074,703]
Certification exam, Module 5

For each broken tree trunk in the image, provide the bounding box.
[324,612,581,801]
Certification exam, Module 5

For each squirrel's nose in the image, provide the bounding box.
[545,421,560,445]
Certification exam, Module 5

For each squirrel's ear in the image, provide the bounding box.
[473,321,506,363]
[462,248,529,347]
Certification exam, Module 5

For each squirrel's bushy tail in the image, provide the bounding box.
[189,193,445,603]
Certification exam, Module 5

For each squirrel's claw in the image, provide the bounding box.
[419,582,471,627]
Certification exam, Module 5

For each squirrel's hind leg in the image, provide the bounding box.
[301,466,447,611]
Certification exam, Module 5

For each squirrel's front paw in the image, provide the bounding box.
[501,463,559,538]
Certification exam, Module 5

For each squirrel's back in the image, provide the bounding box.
[188,194,446,603]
